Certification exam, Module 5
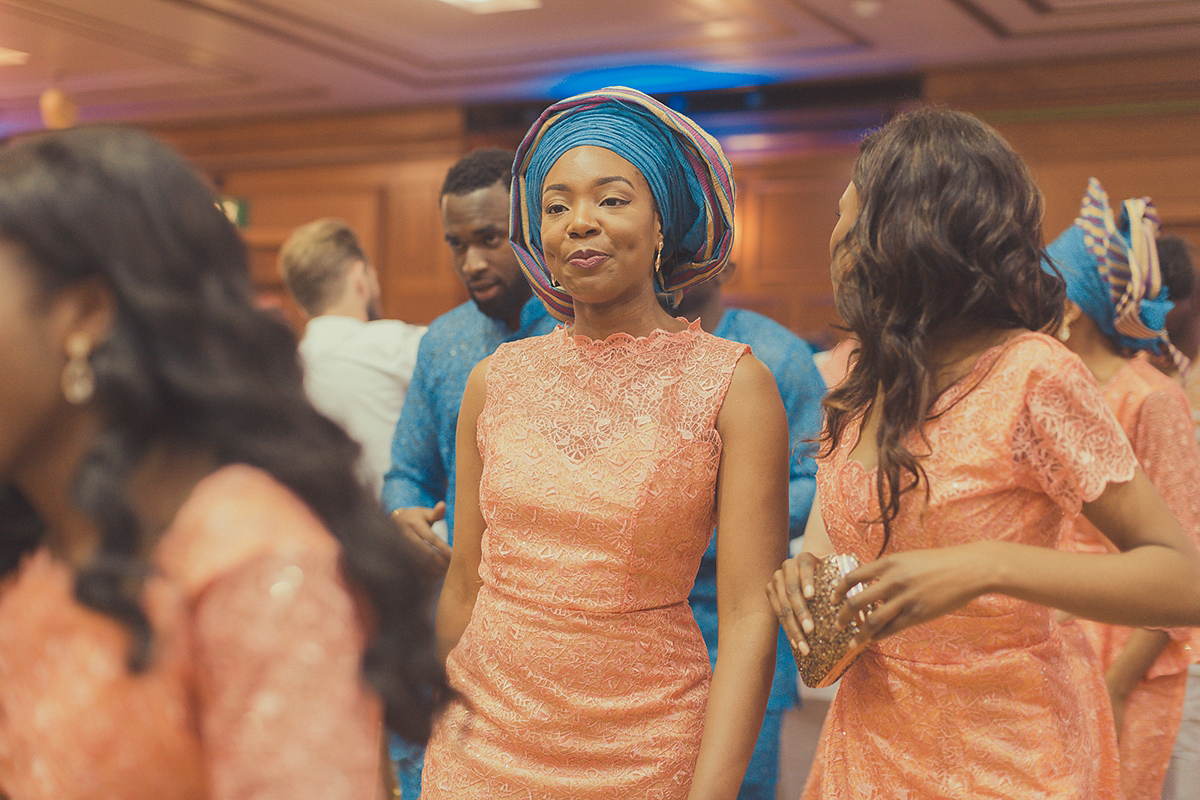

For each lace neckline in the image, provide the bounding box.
[560,317,702,351]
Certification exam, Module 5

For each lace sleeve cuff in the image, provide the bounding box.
[1013,360,1138,514]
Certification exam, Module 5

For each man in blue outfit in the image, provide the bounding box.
[383,147,557,797]
[385,147,557,563]
[674,263,825,800]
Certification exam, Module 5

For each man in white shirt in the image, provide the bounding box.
[278,218,425,495]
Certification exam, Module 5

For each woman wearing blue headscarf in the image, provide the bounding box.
[1047,179,1200,800]
[421,88,788,799]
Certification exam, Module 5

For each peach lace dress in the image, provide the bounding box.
[421,320,748,799]
[1067,355,1200,800]
[0,465,384,800]
[804,333,1134,800]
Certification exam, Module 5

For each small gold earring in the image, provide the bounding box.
[61,334,95,405]
[1058,305,1080,342]
[653,245,663,285]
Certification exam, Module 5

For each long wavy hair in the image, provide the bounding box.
[825,107,1065,553]
[0,126,442,742]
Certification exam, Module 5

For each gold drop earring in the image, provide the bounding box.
[1058,304,1080,342]
[61,333,95,405]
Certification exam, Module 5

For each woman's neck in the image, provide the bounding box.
[569,290,686,341]
[11,407,104,566]
[125,442,217,544]
[14,420,214,567]
[924,323,1029,396]
[1062,313,1129,386]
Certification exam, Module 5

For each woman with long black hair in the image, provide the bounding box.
[0,126,441,799]
[769,107,1200,799]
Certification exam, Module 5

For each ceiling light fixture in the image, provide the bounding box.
[40,87,77,129]
[852,0,882,18]
[0,46,31,66]
[436,0,540,13]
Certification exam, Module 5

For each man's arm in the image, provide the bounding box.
[777,340,826,542]
[383,347,453,574]
[383,350,446,512]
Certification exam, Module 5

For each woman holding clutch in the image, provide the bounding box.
[768,107,1200,799]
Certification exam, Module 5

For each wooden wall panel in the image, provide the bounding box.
[156,109,474,330]
[1027,155,1200,253]
[240,187,384,329]
[729,149,859,346]
[150,50,1198,345]
[927,51,1200,258]
[221,159,470,327]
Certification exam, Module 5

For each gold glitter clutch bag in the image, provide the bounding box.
[791,553,868,688]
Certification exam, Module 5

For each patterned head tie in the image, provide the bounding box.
[1043,177,1188,373]
[510,86,735,322]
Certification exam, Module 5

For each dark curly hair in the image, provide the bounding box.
[0,126,443,742]
[441,147,515,197]
[1158,234,1195,304]
[825,107,1065,553]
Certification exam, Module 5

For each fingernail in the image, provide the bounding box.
[798,640,809,656]
[802,618,814,634]
[803,583,814,599]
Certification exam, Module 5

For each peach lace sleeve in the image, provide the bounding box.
[1013,356,1138,514]
[1133,387,1200,670]
[192,547,383,800]
[1133,387,1200,545]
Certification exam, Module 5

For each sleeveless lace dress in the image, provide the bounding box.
[421,320,748,799]
[804,333,1135,799]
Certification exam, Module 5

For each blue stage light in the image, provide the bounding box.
[551,65,772,98]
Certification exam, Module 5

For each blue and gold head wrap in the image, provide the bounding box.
[1044,177,1187,372]
[510,86,735,322]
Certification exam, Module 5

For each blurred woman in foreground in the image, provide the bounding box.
[0,126,441,799]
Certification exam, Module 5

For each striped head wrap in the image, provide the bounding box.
[1044,177,1188,373]
[510,86,735,321]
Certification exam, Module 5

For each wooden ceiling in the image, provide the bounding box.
[0,0,1198,135]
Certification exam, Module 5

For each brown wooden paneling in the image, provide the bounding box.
[925,48,1200,112]
[147,49,1199,347]
[157,111,473,329]
[240,186,384,284]
[151,106,466,172]
[730,148,859,343]
[220,158,469,327]
[927,51,1200,257]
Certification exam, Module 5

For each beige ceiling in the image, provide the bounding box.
[0,0,1198,135]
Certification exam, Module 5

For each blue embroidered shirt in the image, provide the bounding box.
[382,295,557,535]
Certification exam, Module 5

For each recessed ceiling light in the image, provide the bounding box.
[437,0,540,13]
[0,46,31,66]
[852,0,882,18]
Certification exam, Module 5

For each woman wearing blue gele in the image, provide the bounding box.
[1047,179,1200,800]
[421,87,789,799]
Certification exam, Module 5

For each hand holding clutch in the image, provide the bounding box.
[789,554,869,688]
